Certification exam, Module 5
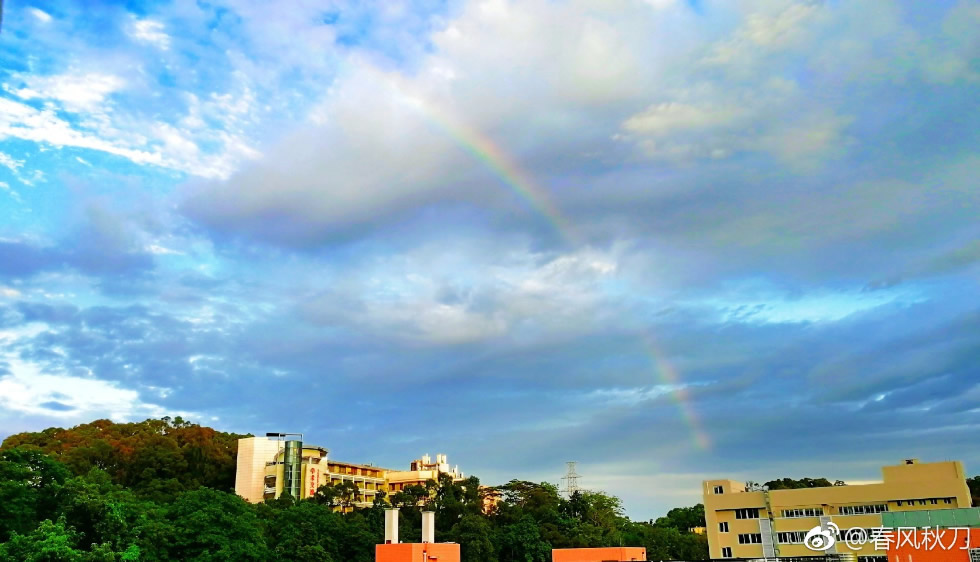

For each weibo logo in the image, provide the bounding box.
[804,522,839,551]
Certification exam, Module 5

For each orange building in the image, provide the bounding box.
[376,543,460,562]
[552,547,647,561]
[376,509,460,562]
[887,527,980,561]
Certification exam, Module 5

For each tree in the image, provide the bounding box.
[56,470,146,555]
[0,518,84,562]
[0,448,71,542]
[495,515,552,562]
[166,488,269,561]
[764,477,836,490]
[967,476,980,507]
[450,514,496,562]
[653,504,706,531]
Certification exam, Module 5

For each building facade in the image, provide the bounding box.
[234,436,464,509]
[702,459,972,561]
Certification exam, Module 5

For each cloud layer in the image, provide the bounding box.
[0,0,978,518]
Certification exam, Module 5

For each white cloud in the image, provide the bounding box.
[306,243,625,345]
[145,244,183,255]
[128,19,171,50]
[0,151,24,172]
[622,102,744,136]
[0,287,21,298]
[0,91,257,180]
[0,326,189,421]
[14,72,126,112]
[29,8,53,23]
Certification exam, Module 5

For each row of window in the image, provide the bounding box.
[839,504,888,515]
[781,507,824,518]
[896,498,953,506]
[738,533,762,544]
[734,507,761,519]
[858,557,888,562]
[777,531,807,544]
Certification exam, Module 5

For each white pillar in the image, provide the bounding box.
[421,511,435,543]
[384,508,399,544]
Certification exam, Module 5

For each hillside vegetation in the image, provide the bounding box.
[0,417,708,561]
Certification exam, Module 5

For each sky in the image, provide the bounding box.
[0,0,978,519]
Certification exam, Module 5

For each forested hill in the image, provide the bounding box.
[0,417,710,561]
[1,417,245,499]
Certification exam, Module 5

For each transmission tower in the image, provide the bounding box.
[559,461,580,497]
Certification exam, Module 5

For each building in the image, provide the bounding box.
[702,459,972,561]
[387,454,465,493]
[234,435,464,509]
[551,547,647,561]
[375,509,461,562]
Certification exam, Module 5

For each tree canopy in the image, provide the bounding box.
[0,418,713,561]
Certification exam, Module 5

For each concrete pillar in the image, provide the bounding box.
[384,508,399,544]
[421,511,435,543]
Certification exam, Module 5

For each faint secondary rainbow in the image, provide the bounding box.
[373,67,710,449]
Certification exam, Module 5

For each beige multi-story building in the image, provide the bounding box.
[388,454,465,493]
[234,436,464,510]
[703,459,972,561]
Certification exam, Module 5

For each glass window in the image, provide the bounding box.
[714,485,724,494]
[719,522,729,532]
[721,547,732,558]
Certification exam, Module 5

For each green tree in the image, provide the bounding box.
[0,448,71,542]
[0,518,83,562]
[166,487,269,561]
[495,515,552,562]
[967,475,979,507]
[450,514,496,562]
[652,504,706,531]
[764,477,836,490]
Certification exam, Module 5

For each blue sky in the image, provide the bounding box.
[0,0,978,518]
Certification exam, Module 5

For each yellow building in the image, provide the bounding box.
[703,459,972,561]
[387,454,465,493]
[234,436,464,510]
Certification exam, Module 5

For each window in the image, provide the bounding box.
[858,557,888,562]
[944,498,953,504]
[839,504,888,515]
[781,507,824,518]
[777,531,807,544]
[719,522,729,533]
[738,533,762,544]
[968,549,980,562]
[836,528,878,543]
[721,547,732,558]
[919,500,927,506]
[897,501,903,506]
[931,499,939,505]
[735,508,761,519]
[714,485,724,494]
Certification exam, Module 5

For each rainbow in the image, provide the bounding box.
[372,67,710,449]
[370,67,577,243]
[639,333,712,450]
